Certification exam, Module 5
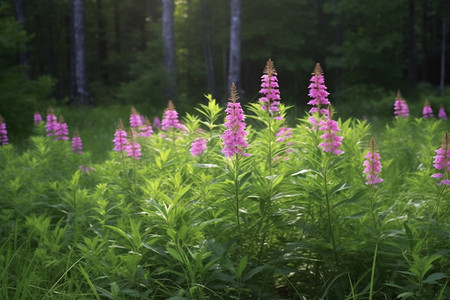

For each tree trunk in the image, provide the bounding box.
[228,0,241,97]
[71,0,90,104]
[408,0,417,88]
[440,16,446,95]
[13,0,29,78]
[201,0,217,98]
[161,0,177,101]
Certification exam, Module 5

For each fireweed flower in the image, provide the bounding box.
[318,106,343,155]
[431,132,450,186]
[125,131,141,159]
[55,115,69,141]
[46,107,59,136]
[113,119,128,152]
[0,116,9,145]
[153,116,161,129]
[71,128,83,154]
[162,101,185,131]
[393,90,409,118]
[422,99,434,118]
[190,138,207,157]
[139,117,153,137]
[363,138,383,188]
[308,63,330,128]
[259,59,281,118]
[221,83,249,157]
[439,105,447,120]
[276,127,293,143]
[130,107,143,127]
[34,111,42,124]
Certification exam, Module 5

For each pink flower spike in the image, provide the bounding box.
[431,132,450,185]
[34,111,42,124]
[54,115,69,141]
[0,115,9,145]
[259,59,281,117]
[46,107,58,136]
[363,138,383,188]
[113,119,128,152]
[422,99,434,118]
[318,106,343,155]
[124,130,141,159]
[221,83,249,157]
[190,138,207,157]
[307,63,330,116]
[71,128,83,154]
[139,117,153,137]
[162,101,185,131]
[130,107,143,127]
[393,90,409,118]
[439,105,447,120]
[153,116,161,129]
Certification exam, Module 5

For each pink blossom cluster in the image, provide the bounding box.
[54,116,69,141]
[221,84,249,157]
[431,133,450,186]
[34,112,42,124]
[439,106,447,120]
[153,117,161,129]
[259,59,281,117]
[0,116,8,145]
[71,128,83,154]
[307,63,330,118]
[113,120,128,152]
[46,107,59,136]
[125,140,141,159]
[190,138,207,157]
[139,117,153,137]
[393,91,409,118]
[162,101,185,131]
[363,139,383,188]
[422,100,434,118]
[130,107,144,127]
[276,127,293,143]
[318,116,343,155]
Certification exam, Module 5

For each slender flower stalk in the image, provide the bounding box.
[422,99,434,118]
[130,107,143,127]
[318,106,343,155]
[113,119,128,152]
[190,138,207,157]
[363,138,383,188]
[0,116,9,145]
[54,115,69,141]
[221,83,249,157]
[308,63,330,128]
[259,59,281,118]
[393,90,409,118]
[71,128,83,154]
[139,117,153,137]
[431,132,450,186]
[162,101,185,131]
[34,111,43,124]
[46,107,58,136]
[438,105,447,120]
[125,130,141,159]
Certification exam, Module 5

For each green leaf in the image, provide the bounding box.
[237,255,247,278]
[423,272,447,284]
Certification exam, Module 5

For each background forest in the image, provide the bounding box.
[0,0,449,142]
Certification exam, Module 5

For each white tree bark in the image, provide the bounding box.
[228,0,241,96]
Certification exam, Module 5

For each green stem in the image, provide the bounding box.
[369,188,379,236]
[368,240,378,300]
[234,155,242,241]
[323,155,338,264]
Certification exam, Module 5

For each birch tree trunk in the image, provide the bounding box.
[71,0,90,104]
[161,0,176,101]
[228,0,241,97]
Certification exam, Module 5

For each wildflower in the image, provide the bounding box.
[393,90,409,118]
[363,138,383,188]
[162,101,185,131]
[54,115,69,141]
[71,128,83,154]
[46,107,58,136]
[113,119,128,152]
[0,115,9,145]
[308,63,330,117]
[431,132,450,186]
[439,105,447,120]
[422,99,434,118]
[34,111,42,124]
[190,138,207,157]
[318,106,343,155]
[259,59,281,118]
[125,130,141,159]
[139,117,153,137]
[221,83,249,157]
[130,107,143,127]
[153,116,161,129]
[276,127,293,143]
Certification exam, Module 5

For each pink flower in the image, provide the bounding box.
[139,117,153,137]
[113,119,128,152]
[439,106,447,120]
[124,131,141,159]
[431,132,450,185]
[363,138,383,188]
[46,107,59,136]
[0,115,9,145]
[130,107,143,127]
[259,59,281,116]
[422,99,434,118]
[162,101,185,131]
[153,116,161,129]
[221,83,249,157]
[318,106,343,155]
[276,127,293,143]
[190,138,207,157]
[393,91,409,118]
[71,128,83,154]
[307,63,330,117]
[34,111,42,124]
[54,116,69,141]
